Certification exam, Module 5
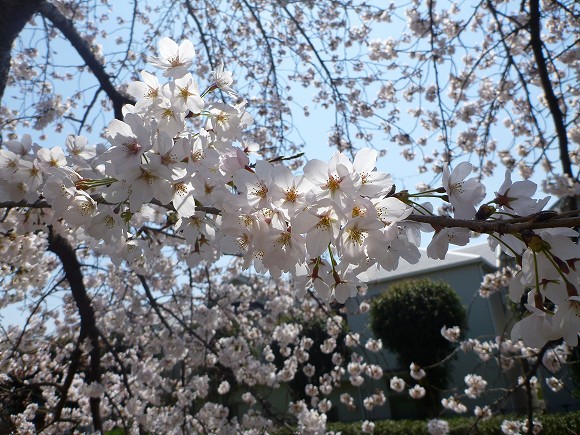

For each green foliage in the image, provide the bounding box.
[369,278,467,417]
[274,411,580,435]
[369,278,467,370]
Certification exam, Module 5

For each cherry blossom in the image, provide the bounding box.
[0,27,579,434]
[442,162,486,219]
[149,37,196,78]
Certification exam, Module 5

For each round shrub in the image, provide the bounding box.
[369,278,467,369]
[369,279,467,417]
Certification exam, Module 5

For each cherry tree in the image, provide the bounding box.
[0,1,579,434]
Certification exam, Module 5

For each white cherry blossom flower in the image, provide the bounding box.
[390,376,405,393]
[149,37,195,78]
[544,287,580,346]
[442,161,485,219]
[63,191,98,225]
[124,162,173,212]
[5,134,36,156]
[104,113,153,174]
[126,70,162,111]
[37,146,67,172]
[409,385,426,399]
[152,98,185,137]
[65,135,96,161]
[339,215,383,263]
[352,147,393,196]
[292,201,342,258]
[441,325,461,342]
[212,61,237,98]
[427,227,471,260]
[546,376,564,392]
[233,160,278,210]
[427,419,449,435]
[441,396,467,413]
[410,362,426,380]
[303,152,359,210]
[494,170,550,216]
[474,406,492,420]
[464,374,487,398]
[0,148,20,177]
[205,102,253,143]
[501,420,522,435]
[163,73,204,114]
[511,302,559,348]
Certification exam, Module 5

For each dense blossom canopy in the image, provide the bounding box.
[0,0,579,433]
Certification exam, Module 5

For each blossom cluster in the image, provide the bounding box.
[1,36,578,351]
[0,35,579,434]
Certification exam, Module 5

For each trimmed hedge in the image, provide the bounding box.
[274,411,580,434]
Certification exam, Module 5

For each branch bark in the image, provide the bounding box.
[47,228,103,433]
[37,1,134,121]
[405,211,580,234]
[529,0,576,211]
[1,200,578,234]
[0,0,42,103]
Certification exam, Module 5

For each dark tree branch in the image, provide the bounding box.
[137,274,174,334]
[184,0,215,71]
[37,0,134,121]
[529,0,574,199]
[0,0,42,103]
[47,228,103,433]
[1,199,578,235]
[52,333,85,426]
[405,211,580,234]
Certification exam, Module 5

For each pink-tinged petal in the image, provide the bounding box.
[497,170,512,194]
[141,70,158,87]
[353,148,377,173]
[255,159,274,179]
[178,39,196,61]
[508,274,525,302]
[158,37,178,60]
[106,119,134,146]
[334,282,357,304]
[272,165,294,188]
[126,81,150,100]
[187,95,205,114]
[291,211,320,233]
[510,180,537,198]
[173,183,196,218]
[307,230,332,258]
[451,161,474,183]
[303,159,329,185]
[442,164,450,188]
[513,307,551,347]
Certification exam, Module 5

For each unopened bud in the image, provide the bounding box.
[527,234,551,253]
[394,190,410,203]
[121,211,133,223]
[476,204,496,220]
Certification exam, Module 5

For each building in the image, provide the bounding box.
[333,243,579,421]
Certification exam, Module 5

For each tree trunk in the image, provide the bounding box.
[0,0,42,103]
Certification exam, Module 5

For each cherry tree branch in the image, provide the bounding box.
[528,0,574,187]
[0,0,42,103]
[2,200,578,235]
[405,211,580,234]
[37,0,134,121]
[47,228,103,433]
[137,274,175,334]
